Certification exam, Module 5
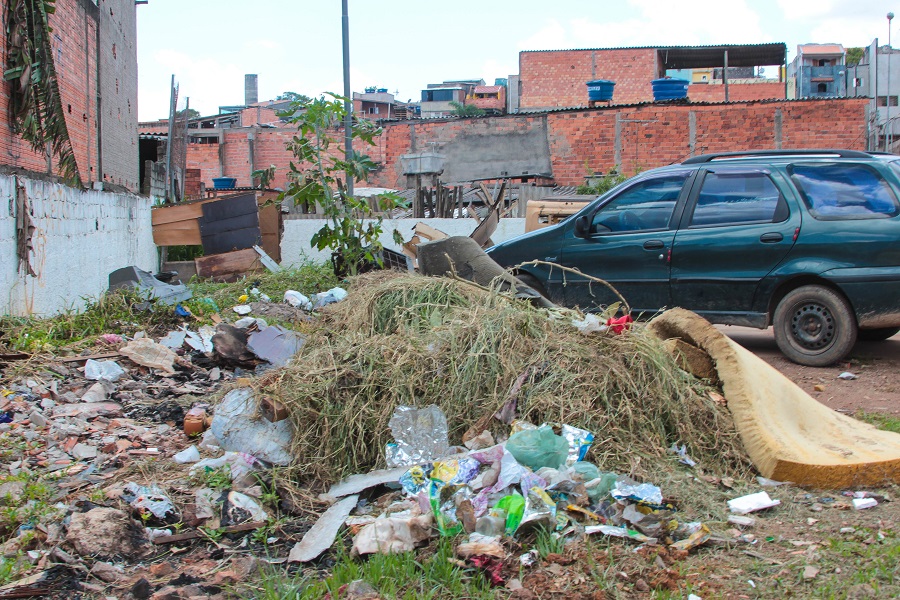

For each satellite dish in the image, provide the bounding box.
[759,67,766,76]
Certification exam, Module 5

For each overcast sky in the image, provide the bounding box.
[136,0,896,121]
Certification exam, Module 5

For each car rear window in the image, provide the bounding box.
[789,163,900,220]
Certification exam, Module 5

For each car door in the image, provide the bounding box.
[560,170,693,313]
[670,166,800,316]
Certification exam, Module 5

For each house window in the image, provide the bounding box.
[817,83,828,93]
[877,96,900,107]
[368,107,380,114]
[818,59,827,67]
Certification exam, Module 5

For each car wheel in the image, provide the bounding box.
[515,272,549,299]
[858,326,900,342]
[773,285,857,367]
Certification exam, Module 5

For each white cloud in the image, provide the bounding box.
[517,20,570,51]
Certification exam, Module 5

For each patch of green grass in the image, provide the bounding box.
[245,536,494,600]
[809,527,900,597]
[856,411,900,434]
[0,289,179,352]
[0,553,31,586]
[0,473,61,542]
[192,466,232,491]
[533,525,566,559]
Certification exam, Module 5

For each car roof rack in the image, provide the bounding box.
[681,149,872,164]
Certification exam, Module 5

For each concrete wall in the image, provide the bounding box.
[280,217,526,266]
[0,174,157,316]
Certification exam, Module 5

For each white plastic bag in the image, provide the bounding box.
[84,359,126,382]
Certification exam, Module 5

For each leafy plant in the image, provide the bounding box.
[449,101,485,118]
[277,93,407,276]
[576,167,629,195]
[4,0,81,186]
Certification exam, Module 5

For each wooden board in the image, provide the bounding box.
[257,201,283,263]
[194,248,262,281]
[152,219,202,246]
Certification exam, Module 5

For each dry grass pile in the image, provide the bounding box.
[259,272,752,484]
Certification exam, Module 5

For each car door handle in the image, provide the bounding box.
[759,232,783,243]
[643,240,665,250]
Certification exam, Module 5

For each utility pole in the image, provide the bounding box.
[889,12,894,152]
[342,0,353,196]
[165,74,176,202]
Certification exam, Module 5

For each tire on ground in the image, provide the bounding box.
[773,285,857,367]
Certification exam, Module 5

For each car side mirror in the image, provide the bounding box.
[574,215,590,238]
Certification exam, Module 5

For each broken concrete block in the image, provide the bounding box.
[65,507,149,559]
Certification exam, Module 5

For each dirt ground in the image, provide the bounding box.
[720,327,900,415]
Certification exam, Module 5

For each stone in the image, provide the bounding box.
[344,579,379,598]
[149,562,174,577]
[65,507,149,559]
[90,561,121,583]
[81,382,108,403]
[70,443,99,460]
[28,411,48,428]
[132,578,153,600]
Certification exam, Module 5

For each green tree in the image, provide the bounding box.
[276,91,311,103]
[846,47,865,67]
[449,101,485,117]
[179,108,200,119]
[277,93,406,276]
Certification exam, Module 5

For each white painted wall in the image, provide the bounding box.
[280,217,527,266]
[0,175,158,316]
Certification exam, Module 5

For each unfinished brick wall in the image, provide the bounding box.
[371,98,867,187]
[240,106,280,127]
[519,48,789,109]
[519,48,658,108]
[0,0,137,189]
[185,99,868,191]
[688,82,786,103]
[98,0,139,191]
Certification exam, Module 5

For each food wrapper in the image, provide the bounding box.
[432,458,480,486]
[399,464,433,496]
[562,424,594,466]
[386,405,450,467]
[429,481,463,537]
[611,479,663,505]
[585,524,657,544]
[670,523,711,551]
[520,486,557,529]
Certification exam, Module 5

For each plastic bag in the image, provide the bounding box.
[284,290,312,310]
[84,359,126,383]
[122,482,177,521]
[506,426,569,471]
[584,472,619,502]
[571,461,600,482]
[313,287,348,309]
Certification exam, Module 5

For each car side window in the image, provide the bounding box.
[789,163,900,220]
[590,174,687,234]
[689,171,787,227]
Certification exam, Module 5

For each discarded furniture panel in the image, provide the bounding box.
[648,308,900,488]
[198,193,261,255]
[524,195,594,232]
[194,248,263,281]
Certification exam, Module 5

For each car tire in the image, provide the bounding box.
[515,272,549,299]
[773,285,857,367]
[858,326,900,342]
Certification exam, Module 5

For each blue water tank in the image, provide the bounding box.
[652,78,690,101]
[212,177,237,190]
[586,79,615,102]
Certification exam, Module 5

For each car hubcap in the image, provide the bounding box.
[790,303,835,350]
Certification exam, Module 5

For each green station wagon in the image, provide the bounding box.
[486,150,900,366]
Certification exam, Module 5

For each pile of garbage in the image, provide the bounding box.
[259,271,751,483]
[288,404,717,584]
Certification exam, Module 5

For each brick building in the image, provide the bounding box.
[0,0,139,191]
[516,44,788,110]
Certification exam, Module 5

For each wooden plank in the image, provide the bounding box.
[195,249,262,281]
[151,202,204,226]
[152,221,202,246]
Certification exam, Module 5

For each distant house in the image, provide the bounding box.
[788,44,847,98]
[471,85,506,115]
[420,80,484,118]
